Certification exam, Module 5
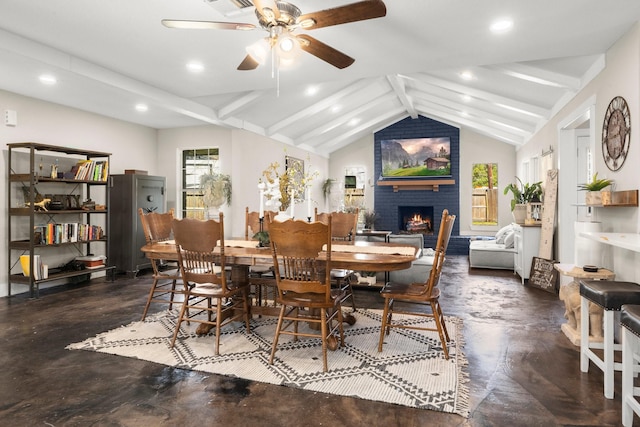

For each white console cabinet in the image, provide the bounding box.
[513,223,541,284]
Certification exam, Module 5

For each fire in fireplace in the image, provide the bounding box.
[398,206,434,234]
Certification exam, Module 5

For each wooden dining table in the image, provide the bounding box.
[140,239,418,324]
[141,239,418,277]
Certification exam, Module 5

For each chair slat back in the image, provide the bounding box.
[424,209,455,294]
[173,214,227,289]
[139,208,174,244]
[268,217,332,300]
[315,208,358,241]
[245,207,277,239]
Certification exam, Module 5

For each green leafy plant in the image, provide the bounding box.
[503,177,543,211]
[322,178,335,202]
[200,173,232,208]
[362,209,379,229]
[578,173,613,191]
[253,231,270,247]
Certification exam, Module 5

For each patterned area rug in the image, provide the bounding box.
[67,308,469,417]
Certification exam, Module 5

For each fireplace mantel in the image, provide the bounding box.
[377,179,456,192]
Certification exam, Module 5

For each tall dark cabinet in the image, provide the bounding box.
[109,173,166,277]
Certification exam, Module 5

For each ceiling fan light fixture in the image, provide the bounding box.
[276,32,301,60]
[298,18,315,29]
[246,38,270,64]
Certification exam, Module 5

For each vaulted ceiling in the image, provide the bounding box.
[1,0,639,157]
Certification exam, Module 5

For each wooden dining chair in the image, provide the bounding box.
[245,207,278,310]
[138,208,183,320]
[268,216,345,372]
[315,208,359,312]
[171,213,251,355]
[378,209,456,359]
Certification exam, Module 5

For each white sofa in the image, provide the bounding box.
[468,224,516,270]
[387,234,434,284]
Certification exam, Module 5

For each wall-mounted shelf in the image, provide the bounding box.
[377,179,455,192]
[586,189,638,207]
[580,231,640,253]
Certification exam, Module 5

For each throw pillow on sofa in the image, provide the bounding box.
[495,224,514,244]
[504,231,515,248]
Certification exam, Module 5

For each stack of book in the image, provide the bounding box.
[34,223,104,245]
[71,160,109,181]
[20,254,44,279]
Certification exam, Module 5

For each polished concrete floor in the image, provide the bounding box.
[0,255,628,426]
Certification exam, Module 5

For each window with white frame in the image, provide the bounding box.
[181,148,219,219]
[471,163,498,226]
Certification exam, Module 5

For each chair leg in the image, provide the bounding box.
[269,305,286,365]
[170,298,189,348]
[141,277,159,321]
[435,301,450,342]
[580,296,590,373]
[378,297,391,352]
[214,298,222,356]
[320,308,328,372]
[603,309,615,399]
[168,279,177,311]
[432,301,449,359]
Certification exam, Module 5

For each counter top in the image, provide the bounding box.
[579,231,640,253]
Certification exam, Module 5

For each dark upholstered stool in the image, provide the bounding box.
[579,280,640,399]
[621,304,640,426]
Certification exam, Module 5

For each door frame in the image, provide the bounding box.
[557,95,597,263]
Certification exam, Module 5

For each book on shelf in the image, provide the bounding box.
[19,254,43,279]
[72,159,108,181]
[34,223,102,245]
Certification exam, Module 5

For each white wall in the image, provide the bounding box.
[328,134,375,214]
[0,89,158,297]
[157,126,328,238]
[517,23,640,282]
[459,127,517,234]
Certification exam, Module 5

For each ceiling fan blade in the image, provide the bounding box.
[297,34,354,69]
[297,0,386,30]
[253,0,280,23]
[161,19,255,31]
[237,54,260,71]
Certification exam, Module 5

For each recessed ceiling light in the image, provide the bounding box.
[461,94,472,102]
[459,71,474,81]
[186,61,204,73]
[331,105,342,113]
[490,18,513,34]
[135,103,148,112]
[305,86,318,96]
[348,118,360,126]
[38,74,57,85]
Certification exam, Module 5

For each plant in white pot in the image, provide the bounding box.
[200,173,232,219]
[503,177,543,224]
[578,173,613,206]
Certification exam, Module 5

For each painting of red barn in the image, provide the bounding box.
[381,137,451,177]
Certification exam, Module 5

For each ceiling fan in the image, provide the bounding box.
[162,0,386,71]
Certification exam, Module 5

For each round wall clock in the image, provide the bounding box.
[602,95,631,171]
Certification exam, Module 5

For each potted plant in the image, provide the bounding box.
[200,173,232,218]
[362,209,378,230]
[322,178,335,202]
[578,172,613,206]
[503,177,543,224]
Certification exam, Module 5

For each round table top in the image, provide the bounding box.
[554,263,615,280]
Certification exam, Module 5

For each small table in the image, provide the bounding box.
[356,230,392,242]
[555,263,615,345]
